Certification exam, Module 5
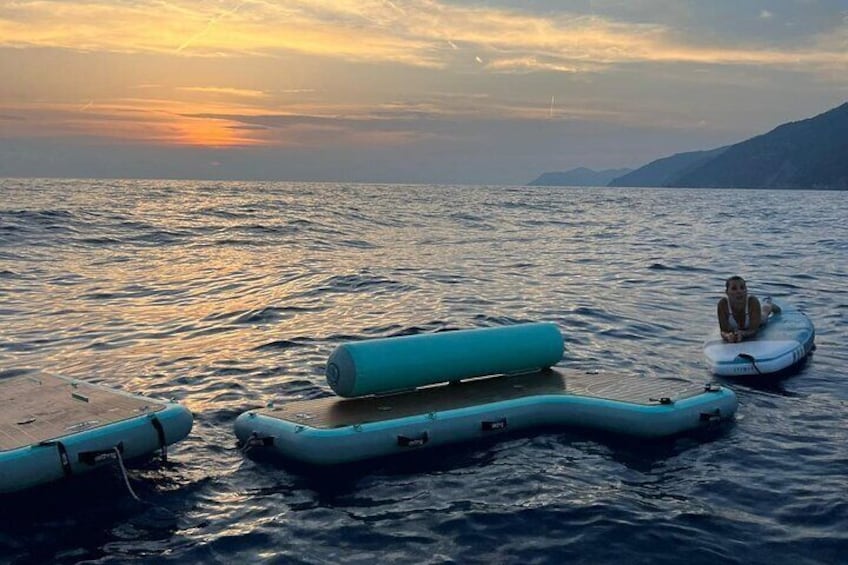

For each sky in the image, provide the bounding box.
[1,1,847,185]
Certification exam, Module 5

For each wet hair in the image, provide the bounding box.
[725,275,746,290]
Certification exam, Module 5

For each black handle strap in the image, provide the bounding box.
[482,418,508,431]
[397,432,429,448]
[150,416,168,461]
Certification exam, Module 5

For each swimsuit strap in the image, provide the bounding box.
[726,296,750,330]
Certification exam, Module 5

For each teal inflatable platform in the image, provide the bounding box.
[235,370,737,466]
[1,374,193,494]
[326,322,564,397]
[236,324,737,466]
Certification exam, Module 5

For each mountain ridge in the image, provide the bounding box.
[670,102,848,189]
[531,101,848,189]
[528,167,633,187]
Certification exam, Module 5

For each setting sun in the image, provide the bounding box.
[170,115,268,148]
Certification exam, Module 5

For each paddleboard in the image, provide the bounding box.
[703,300,815,377]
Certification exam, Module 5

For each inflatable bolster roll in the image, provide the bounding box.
[325,322,564,398]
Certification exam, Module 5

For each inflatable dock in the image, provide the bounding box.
[1,373,193,494]
[235,323,737,465]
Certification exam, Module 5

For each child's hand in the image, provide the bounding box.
[721,331,741,343]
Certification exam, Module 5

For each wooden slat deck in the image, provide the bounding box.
[257,369,709,429]
[0,375,163,452]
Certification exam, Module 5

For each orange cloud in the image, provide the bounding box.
[2,100,274,148]
[2,0,846,149]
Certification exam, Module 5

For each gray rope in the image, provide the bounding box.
[113,446,142,502]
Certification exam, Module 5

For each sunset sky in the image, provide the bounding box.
[1,1,847,184]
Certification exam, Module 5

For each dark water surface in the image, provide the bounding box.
[1,179,846,564]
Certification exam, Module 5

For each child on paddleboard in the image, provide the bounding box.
[718,275,780,343]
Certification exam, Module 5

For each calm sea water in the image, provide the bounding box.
[1,178,846,564]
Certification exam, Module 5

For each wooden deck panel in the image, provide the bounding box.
[0,375,163,452]
[257,370,709,429]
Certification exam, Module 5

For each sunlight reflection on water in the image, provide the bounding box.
[1,179,847,563]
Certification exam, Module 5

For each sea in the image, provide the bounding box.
[0,178,846,564]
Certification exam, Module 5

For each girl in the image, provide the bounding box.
[717,275,779,343]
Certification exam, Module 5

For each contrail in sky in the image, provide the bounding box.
[549,95,554,118]
[177,2,245,53]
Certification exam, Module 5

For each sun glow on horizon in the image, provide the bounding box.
[166,116,271,148]
[1,0,847,176]
[2,100,278,148]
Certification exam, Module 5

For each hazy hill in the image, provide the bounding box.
[608,147,727,187]
[610,101,848,189]
[672,102,848,189]
[533,101,848,190]
[528,167,632,187]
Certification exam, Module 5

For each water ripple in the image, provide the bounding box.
[1,180,846,564]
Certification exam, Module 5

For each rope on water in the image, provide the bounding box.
[113,446,142,502]
[239,431,275,454]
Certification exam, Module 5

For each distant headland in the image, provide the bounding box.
[530,101,848,190]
